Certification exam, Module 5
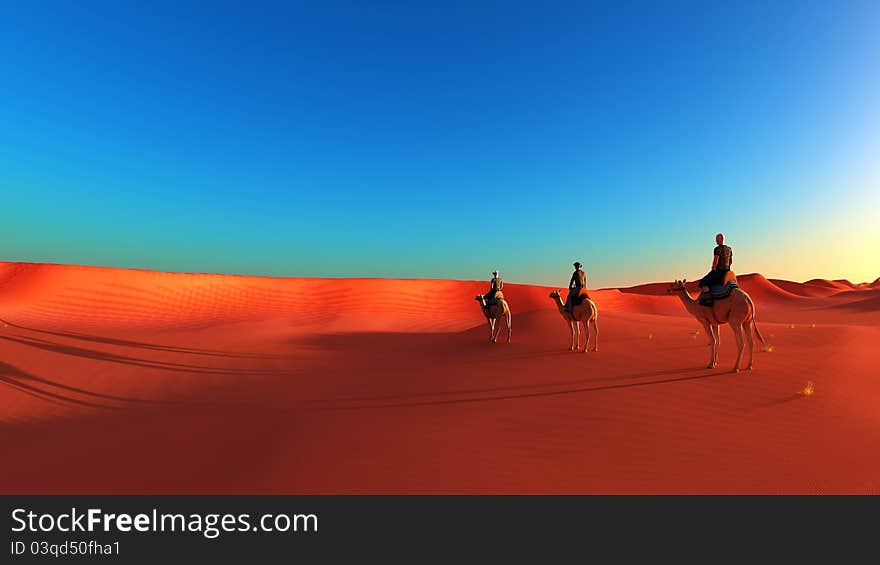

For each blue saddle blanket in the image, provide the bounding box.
[700,281,739,306]
[708,281,738,300]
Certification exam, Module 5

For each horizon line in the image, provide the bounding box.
[2,260,877,289]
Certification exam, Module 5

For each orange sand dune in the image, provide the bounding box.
[805,278,849,289]
[1,262,879,494]
[770,279,842,298]
[824,291,880,312]
[0,262,552,334]
[736,273,807,301]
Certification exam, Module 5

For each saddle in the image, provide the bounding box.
[571,288,590,306]
[699,283,739,307]
[698,271,738,306]
[485,290,505,307]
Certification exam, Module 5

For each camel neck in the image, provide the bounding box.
[552,296,566,312]
[677,288,700,315]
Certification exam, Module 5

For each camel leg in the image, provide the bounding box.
[589,317,599,351]
[505,312,511,344]
[581,320,591,353]
[730,321,745,373]
[570,321,577,351]
[712,324,721,366]
[703,321,716,368]
[488,318,496,342]
[744,319,754,370]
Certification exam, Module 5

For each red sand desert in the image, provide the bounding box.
[1,261,878,494]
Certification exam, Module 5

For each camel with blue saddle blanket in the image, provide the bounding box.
[667,274,765,373]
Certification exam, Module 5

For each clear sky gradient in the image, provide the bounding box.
[1,2,878,287]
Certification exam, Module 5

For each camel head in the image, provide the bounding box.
[474,294,485,302]
[666,279,687,294]
[549,290,562,299]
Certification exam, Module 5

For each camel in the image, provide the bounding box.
[475,293,511,343]
[667,279,765,372]
[549,290,598,352]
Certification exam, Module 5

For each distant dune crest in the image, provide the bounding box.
[1,262,877,336]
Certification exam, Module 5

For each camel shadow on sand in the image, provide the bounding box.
[0,318,276,359]
[0,333,285,378]
[317,366,732,411]
[0,361,165,410]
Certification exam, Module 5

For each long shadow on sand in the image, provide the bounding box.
[312,365,705,406]
[0,318,278,359]
[0,361,165,410]
[752,393,805,409]
[320,367,730,411]
[0,334,284,377]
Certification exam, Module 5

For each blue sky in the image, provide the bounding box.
[1,1,878,287]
